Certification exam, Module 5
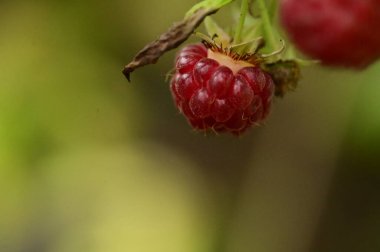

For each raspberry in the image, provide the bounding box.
[170,43,275,135]
[280,0,380,68]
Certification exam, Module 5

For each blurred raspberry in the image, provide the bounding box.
[280,0,380,68]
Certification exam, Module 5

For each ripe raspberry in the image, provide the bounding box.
[280,0,380,68]
[170,43,275,135]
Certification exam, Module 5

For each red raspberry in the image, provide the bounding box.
[170,44,275,135]
[280,0,380,68]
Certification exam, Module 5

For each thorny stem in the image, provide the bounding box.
[257,0,277,50]
[233,0,250,44]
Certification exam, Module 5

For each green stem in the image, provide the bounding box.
[257,0,277,50]
[233,0,249,44]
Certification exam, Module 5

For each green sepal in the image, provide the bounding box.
[194,32,215,44]
[230,37,265,54]
[231,3,262,45]
[282,45,320,66]
[204,17,231,48]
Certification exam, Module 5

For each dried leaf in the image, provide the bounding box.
[264,60,301,97]
[123,8,218,81]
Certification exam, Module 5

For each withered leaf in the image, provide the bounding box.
[264,60,301,97]
[123,8,218,81]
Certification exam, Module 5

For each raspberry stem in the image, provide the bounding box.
[233,0,250,44]
[257,0,277,50]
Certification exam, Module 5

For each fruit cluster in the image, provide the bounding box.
[125,0,380,136]
[170,44,274,135]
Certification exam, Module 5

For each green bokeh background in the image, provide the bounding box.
[1,1,379,252]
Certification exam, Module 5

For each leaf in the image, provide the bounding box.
[186,0,235,18]
[122,8,218,81]
[263,60,301,97]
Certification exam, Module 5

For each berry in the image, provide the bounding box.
[170,43,275,135]
[280,0,380,68]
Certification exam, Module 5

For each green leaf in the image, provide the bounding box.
[185,0,235,18]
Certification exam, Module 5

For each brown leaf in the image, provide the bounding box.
[264,60,301,97]
[122,8,218,81]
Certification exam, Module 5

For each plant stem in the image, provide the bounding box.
[268,0,278,22]
[233,0,250,44]
[257,0,277,50]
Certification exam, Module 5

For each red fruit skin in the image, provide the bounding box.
[280,0,380,68]
[170,44,275,135]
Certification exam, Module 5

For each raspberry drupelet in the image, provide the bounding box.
[170,43,275,135]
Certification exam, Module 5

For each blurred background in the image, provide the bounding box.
[0,0,379,252]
